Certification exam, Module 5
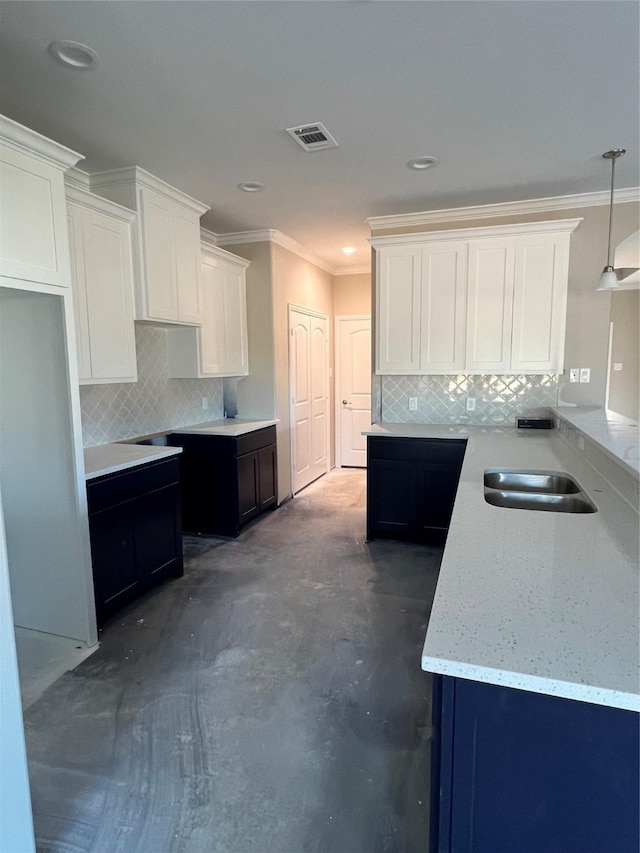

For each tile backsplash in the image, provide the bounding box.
[382,374,560,425]
[80,325,224,446]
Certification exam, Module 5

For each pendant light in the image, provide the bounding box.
[596,148,626,291]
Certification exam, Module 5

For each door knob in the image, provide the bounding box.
[342,400,349,405]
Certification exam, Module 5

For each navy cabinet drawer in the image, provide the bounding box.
[235,426,277,457]
[87,457,180,514]
[368,436,466,464]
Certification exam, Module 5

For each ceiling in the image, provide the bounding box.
[0,1,638,272]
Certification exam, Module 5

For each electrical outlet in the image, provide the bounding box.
[569,368,579,383]
[466,398,476,412]
[613,362,623,371]
[202,396,208,410]
[579,368,591,383]
[578,436,585,451]
[408,397,418,412]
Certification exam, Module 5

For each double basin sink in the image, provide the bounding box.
[484,469,597,514]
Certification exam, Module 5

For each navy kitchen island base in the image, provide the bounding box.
[430,675,639,853]
[367,437,466,543]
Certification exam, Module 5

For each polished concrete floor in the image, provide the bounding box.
[24,469,443,853]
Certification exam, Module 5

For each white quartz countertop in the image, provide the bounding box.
[366,423,639,711]
[172,418,278,437]
[84,444,182,480]
[551,406,639,478]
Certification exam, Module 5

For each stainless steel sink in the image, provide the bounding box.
[484,489,597,513]
[483,468,597,513]
[484,469,580,494]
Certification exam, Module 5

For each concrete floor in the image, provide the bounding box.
[24,469,442,853]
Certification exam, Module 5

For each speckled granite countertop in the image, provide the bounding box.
[172,418,278,437]
[84,444,182,480]
[365,424,639,711]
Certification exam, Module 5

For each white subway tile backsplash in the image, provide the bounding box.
[80,325,224,446]
[382,374,559,425]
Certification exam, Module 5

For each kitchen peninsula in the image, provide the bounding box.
[365,414,639,852]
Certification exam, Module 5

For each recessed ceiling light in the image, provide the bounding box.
[238,181,265,193]
[407,155,439,171]
[48,40,99,70]
[341,247,356,255]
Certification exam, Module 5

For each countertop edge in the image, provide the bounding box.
[421,656,640,713]
[84,445,182,481]
[172,418,279,436]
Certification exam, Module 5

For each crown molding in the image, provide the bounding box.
[367,187,640,231]
[200,226,219,246]
[0,114,83,170]
[91,166,210,216]
[217,228,334,274]
[215,228,275,246]
[369,218,583,248]
[65,167,92,191]
[65,182,137,222]
[201,241,251,268]
[333,265,371,276]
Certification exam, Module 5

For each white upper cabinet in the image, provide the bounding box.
[372,219,581,375]
[167,243,250,378]
[90,167,209,325]
[466,238,515,373]
[66,178,137,384]
[421,241,468,372]
[0,115,82,289]
[376,245,422,372]
[510,234,570,372]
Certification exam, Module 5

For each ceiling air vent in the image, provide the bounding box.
[286,123,339,152]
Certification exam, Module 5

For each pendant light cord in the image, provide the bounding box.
[606,155,616,268]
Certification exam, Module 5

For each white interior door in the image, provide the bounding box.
[290,306,329,494]
[336,316,371,467]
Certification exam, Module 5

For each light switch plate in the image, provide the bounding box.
[613,362,623,371]
[579,368,591,383]
[569,368,579,383]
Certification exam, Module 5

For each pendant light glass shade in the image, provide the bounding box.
[597,148,625,291]
[596,266,619,291]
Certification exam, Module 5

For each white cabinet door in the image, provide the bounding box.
[376,245,422,373]
[67,208,92,380]
[199,255,225,375]
[466,238,515,373]
[219,261,248,375]
[174,207,202,325]
[199,256,248,376]
[420,241,467,372]
[511,234,569,372]
[139,187,177,321]
[81,210,136,381]
[66,197,137,384]
[167,248,249,378]
[0,145,71,288]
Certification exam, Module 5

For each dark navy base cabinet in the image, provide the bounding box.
[431,675,640,853]
[170,426,277,537]
[367,437,466,542]
[87,457,184,625]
